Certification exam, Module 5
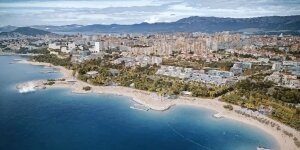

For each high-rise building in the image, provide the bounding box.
[94,42,100,53]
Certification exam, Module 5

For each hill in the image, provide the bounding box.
[30,15,300,34]
[0,27,53,37]
[0,25,17,32]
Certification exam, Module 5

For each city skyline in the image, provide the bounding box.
[0,0,300,26]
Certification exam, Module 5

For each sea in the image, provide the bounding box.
[0,56,278,150]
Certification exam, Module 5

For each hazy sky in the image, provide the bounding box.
[0,0,300,26]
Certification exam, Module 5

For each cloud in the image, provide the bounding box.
[0,0,299,26]
[0,0,170,8]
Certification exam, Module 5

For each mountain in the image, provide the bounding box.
[2,15,300,34]
[0,27,53,37]
[0,25,18,32]
[175,16,300,33]
[32,24,83,32]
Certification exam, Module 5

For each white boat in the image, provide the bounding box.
[257,147,271,150]
[213,113,223,118]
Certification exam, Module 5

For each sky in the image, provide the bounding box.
[0,0,300,26]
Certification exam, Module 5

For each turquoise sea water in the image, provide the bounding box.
[0,56,278,150]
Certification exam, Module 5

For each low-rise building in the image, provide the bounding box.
[207,70,234,78]
[86,71,99,78]
[113,55,162,67]
[272,62,282,71]
[265,72,300,89]
[232,62,252,70]
[156,66,237,86]
[48,43,60,50]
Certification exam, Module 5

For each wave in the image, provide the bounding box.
[18,82,36,93]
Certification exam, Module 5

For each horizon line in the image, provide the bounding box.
[1,14,300,28]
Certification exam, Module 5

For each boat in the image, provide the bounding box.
[213,113,223,118]
[130,104,150,111]
[13,59,23,61]
[257,147,271,150]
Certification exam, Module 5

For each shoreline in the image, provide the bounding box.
[0,52,40,56]
[18,60,300,150]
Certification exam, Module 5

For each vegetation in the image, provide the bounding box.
[163,58,205,70]
[83,86,91,91]
[44,81,55,85]
[294,137,300,148]
[33,53,300,131]
[243,65,271,76]
[72,57,231,98]
[224,104,233,110]
[262,46,285,54]
[58,78,66,81]
[289,51,300,59]
[206,61,233,71]
[234,53,256,59]
[221,74,300,130]
[283,130,293,137]
[32,54,71,67]
[163,58,233,71]
[17,48,50,54]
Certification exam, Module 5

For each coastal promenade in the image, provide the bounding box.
[18,60,300,150]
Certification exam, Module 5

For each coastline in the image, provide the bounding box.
[18,60,300,150]
[0,52,40,56]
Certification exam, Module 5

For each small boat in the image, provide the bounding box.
[257,147,271,150]
[213,113,223,118]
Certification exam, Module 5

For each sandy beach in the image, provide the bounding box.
[18,60,300,150]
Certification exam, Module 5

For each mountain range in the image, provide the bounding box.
[1,15,300,34]
[0,27,53,37]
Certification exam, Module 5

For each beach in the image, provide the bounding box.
[18,60,300,150]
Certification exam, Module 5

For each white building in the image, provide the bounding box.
[258,58,269,63]
[67,42,76,50]
[156,66,236,86]
[94,42,100,53]
[86,71,99,78]
[61,46,72,54]
[207,70,234,78]
[48,43,60,50]
[265,72,300,89]
[151,56,162,65]
[272,63,282,71]
[283,61,298,66]
[232,62,252,70]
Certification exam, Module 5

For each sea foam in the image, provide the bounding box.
[18,82,36,93]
